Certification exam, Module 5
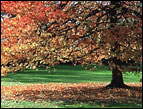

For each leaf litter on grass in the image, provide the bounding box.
[1,82,142,107]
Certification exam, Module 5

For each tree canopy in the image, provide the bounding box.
[1,1,142,87]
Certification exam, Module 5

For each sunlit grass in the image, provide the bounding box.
[1,64,142,86]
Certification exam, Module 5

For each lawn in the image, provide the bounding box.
[1,64,142,108]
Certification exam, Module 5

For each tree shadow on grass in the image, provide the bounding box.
[2,84,142,108]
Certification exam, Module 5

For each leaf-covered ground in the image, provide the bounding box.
[1,83,142,107]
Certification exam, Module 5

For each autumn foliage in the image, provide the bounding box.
[1,1,142,82]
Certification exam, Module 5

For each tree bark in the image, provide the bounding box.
[105,67,130,88]
[105,57,131,88]
[111,68,124,86]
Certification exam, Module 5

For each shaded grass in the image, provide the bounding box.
[1,83,142,108]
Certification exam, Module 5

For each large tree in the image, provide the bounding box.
[1,1,142,88]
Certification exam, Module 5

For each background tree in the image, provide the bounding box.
[1,1,142,88]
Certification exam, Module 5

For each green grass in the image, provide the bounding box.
[1,99,142,108]
[1,64,142,108]
[1,64,142,86]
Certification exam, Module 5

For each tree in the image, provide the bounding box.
[1,1,142,88]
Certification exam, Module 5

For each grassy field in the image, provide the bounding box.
[1,64,142,108]
[1,64,142,86]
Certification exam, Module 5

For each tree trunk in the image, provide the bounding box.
[105,67,131,88]
[104,1,131,89]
